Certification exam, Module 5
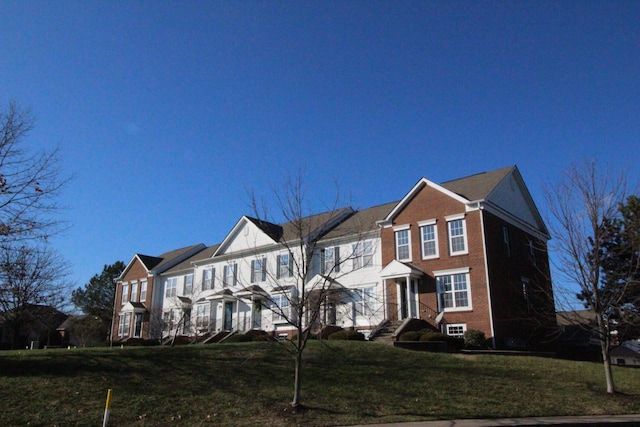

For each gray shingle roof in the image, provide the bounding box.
[440,165,515,201]
[322,202,397,240]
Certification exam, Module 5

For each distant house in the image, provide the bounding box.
[611,344,640,367]
[112,166,556,349]
[556,310,602,361]
[0,304,68,349]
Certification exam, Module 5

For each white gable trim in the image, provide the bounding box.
[379,260,424,279]
[377,178,470,228]
[213,216,278,257]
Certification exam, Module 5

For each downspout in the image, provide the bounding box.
[479,207,496,348]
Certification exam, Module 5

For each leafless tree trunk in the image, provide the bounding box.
[249,171,369,411]
[544,160,627,394]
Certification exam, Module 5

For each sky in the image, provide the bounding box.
[1,1,639,293]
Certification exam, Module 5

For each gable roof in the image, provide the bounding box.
[164,244,220,273]
[322,202,397,241]
[440,165,515,201]
[118,244,206,280]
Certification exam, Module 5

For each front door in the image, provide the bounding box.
[224,302,234,331]
[252,302,262,329]
[399,281,408,319]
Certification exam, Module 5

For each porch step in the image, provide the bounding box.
[370,320,403,345]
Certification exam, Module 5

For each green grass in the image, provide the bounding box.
[1,341,639,426]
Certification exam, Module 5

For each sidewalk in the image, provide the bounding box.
[349,414,640,426]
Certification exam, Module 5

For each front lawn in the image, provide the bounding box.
[0,341,639,426]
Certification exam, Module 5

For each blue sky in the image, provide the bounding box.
[1,1,639,292]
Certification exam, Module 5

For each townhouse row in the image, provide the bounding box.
[112,166,556,349]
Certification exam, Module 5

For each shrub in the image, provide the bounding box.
[464,329,486,349]
[328,330,365,341]
[317,325,343,340]
[224,333,252,343]
[419,332,447,342]
[398,331,422,341]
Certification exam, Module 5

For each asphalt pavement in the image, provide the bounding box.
[348,414,640,427]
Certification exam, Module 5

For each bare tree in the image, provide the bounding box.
[0,101,67,244]
[0,244,71,348]
[545,160,629,394]
[249,172,373,411]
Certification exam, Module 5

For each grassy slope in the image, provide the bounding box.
[0,341,639,426]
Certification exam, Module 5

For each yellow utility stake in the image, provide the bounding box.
[102,389,112,427]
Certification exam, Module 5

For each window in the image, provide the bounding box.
[271,294,290,322]
[140,280,147,302]
[251,258,267,283]
[130,281,138,302]
[322,247,340,274]
[165,277,177,298]
[118,313,130,337]
[223,264,237,287]
[502,226,511,257]
[436,268,471,311]
[446,323,467,337]
[277,253,292,279]
[395,227,411,261]
[447,216,468,255]
[195,304,210,329]
[419,220,438,259]
[121,283,129,304]
[352,240,374,269]
[184,274,193,294]
[202,268,214,290]
[528,239,537,266]
[354,286,374,316]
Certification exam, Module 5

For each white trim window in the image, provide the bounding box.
[118,313,131,337]
[394,226,411,261]
[446,323,467,337]
[446,215,468,255]
[130,281,138,302]
[435,267,471,311]
[251,258,267,283]
[502,226,511,257]
[277,253,292,279]
[121,283,129,305]
[271,293,290,322]
[354,286,375,317]
[202,268,214,290]
[184,274,193,294]
[322,247,340,274]
[165,277,178,298]
[140,280,147,302]
[419,220,438,259]
[223,263,237,287]
[195,303,210,329]
[352,240,374,269]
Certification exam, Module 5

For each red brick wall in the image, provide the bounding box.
[113,259,154,341]
[482,211,556,349]
[380,184,493,339]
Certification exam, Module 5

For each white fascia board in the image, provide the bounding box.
[212,216,252,257]
[481,201,551,241]
[378,178,470,228]
[117,255,139,281]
